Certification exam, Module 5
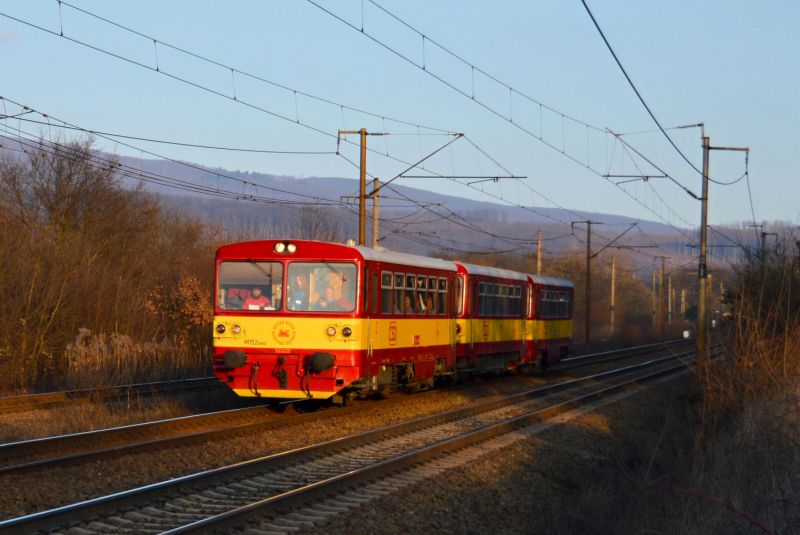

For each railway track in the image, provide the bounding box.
[0,339,695,476]
[0,345,715,535]
[0,377,222,416]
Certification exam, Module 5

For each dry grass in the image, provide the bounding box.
[550,249,800,534]
[0,398,191,444]
[0,136,218,394]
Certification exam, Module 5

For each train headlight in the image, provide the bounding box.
[286,243,297,253]
[231,324,242,335]
[273,242,286,253]
[342,327,352,337]
[216,324,226,334]
[326,326,337,337]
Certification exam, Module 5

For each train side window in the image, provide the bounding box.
[438,278,447,314]
[501,285,509,316]
[515,286,522,317]
[472,281,479,315]
[417,275,427,314]
[381,272,393,314]
[427,277,438,315]
[494,284,501,317]
[405,274,416,314]
[457,275,464,315]
[479,282,486,316]
[371,272,378,314]
[540,290,547,318]
[394,273,405,314]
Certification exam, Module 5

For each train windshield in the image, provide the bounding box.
[287,262,357,313]
[217,261,284,311]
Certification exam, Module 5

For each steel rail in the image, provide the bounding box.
[559,337,694,364]
[0,339,698,475]
[169,355,707,535]
[553,338,695,371]
[0,377,222,415]
[0,348,706,535]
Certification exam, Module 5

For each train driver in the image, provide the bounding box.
[242,286,271,310]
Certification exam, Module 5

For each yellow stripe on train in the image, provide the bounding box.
[214,315,456,351]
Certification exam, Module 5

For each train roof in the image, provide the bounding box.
[216,240,457,272]
[456,262,529,282]
[356,246,457,272]
[528,274,574,288]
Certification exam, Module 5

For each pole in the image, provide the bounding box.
[668,277,672,324]
[537,230,542,275]
[372,178,380,248]
[697,135,710,374]
[652,270,657,328]
[585,222,592,351]
[610,254,616,334]
[661,257,667,338]
[681,289,685,320]
[358,128,367,246]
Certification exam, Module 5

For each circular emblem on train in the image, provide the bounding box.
[388,321,397,346]
[271,320,297,346]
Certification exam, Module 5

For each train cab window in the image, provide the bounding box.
[218,261,284,311]
[288,262,357,313]
[416,275,427,314]
[371,272,378,314]
[438,278,447,314]
[478,282,486,316]
[381,272,393,314]
[427,277,438,315]
[457,276,464,315]
[501,285,509,316]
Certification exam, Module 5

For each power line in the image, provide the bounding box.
[307,0,701,243]
[2,116,335,155]
[580,0,704,180]
[0,6,466,183]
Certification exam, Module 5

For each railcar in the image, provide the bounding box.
[528,274,574,368]
[454,263,531,375]
[213,239,574,402]
[213,240,457,402]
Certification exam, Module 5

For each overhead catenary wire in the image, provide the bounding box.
[307,0,701,244]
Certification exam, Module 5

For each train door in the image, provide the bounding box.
[367,265,380,375]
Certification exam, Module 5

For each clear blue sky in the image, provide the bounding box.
[1,0,797,229]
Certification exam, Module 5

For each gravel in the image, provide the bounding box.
[301,373,694,535]
[0,347,688,522]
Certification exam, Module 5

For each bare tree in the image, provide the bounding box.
[290,203,342,243]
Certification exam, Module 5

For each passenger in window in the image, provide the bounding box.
[313,287,336,311]
[425,294,434,314]
[289,275,309,311]
[404,293,414,314]
[314,286,353,312]
[242,286,271,310]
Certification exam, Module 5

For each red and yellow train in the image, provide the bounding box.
[213,240,573,402]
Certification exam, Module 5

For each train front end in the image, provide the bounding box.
[213,240,364,400]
